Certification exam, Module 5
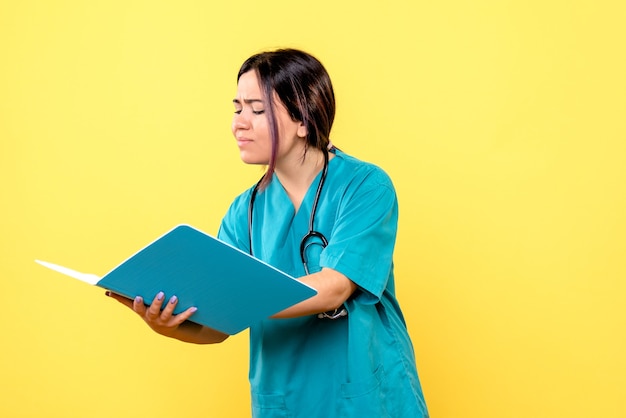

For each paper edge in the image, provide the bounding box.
[35,259,101,285]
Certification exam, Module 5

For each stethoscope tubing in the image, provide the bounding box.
[248,150,330,271]
[246,149,347,320]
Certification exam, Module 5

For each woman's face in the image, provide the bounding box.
[232,70,306,166]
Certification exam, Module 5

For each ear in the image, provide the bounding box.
[297,122,307,138]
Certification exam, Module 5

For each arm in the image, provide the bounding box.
[271,267,356,319]
[106,291,229,344]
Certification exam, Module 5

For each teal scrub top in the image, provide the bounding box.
[218,150,428,418]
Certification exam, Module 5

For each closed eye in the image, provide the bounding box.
[233,98,264,115]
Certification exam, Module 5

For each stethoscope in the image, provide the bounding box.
[247,147,347,320]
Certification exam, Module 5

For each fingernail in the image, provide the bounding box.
[134,296,142,303]
[169,295,178,304]
[156,291,164,301]
[189,307,198,313]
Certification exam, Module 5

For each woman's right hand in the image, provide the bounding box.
[106,291,197,338]
[106,291,228,344]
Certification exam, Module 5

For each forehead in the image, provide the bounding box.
[236,71,262,98]
[234,71,287,111]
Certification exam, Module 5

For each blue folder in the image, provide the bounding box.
[36,224,317,335]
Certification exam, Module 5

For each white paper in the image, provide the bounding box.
[35,260,101,285]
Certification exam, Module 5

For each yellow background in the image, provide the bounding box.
[2,1,625,417]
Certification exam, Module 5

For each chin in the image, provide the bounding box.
[239,152,269,166]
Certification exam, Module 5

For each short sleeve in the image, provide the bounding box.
[217,190,252,254]
[319,169,398,304]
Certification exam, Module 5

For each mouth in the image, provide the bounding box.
[236,137,253,148]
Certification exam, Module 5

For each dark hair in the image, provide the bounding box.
[237,48,336,189]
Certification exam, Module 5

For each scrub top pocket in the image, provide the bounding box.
[251,393,291,418]
[339,365,390,416]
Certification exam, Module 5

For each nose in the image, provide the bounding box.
[232,111,250,132]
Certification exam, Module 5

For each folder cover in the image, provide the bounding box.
[36,224,317,335]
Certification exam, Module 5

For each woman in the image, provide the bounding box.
[109,48,428,417]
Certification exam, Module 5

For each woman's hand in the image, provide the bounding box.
[106,291,197,337]
[106,291,229,344]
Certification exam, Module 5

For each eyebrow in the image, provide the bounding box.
[233,98,264,104]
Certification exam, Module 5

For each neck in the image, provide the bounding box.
[275,147,328,212]
[277,147,326,183]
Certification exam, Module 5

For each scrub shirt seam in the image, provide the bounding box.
[386,322,425,409]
